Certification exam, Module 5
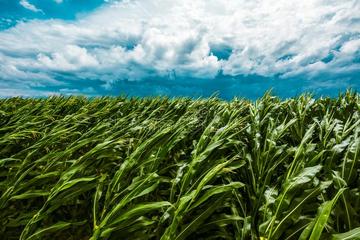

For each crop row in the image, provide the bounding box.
[0,92,359,239]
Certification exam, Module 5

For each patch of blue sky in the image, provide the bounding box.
[0,0,105,30]
[210,44,232,61]
[30,73,360,100]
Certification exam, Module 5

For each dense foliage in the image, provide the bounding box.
[0,92,359,240]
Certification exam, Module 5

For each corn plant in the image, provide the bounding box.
[0,91,359,239]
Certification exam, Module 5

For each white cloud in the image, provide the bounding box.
[1,0,360,91]
[54,0,63,3]
[19,0,43,13]
[37,45,98,71]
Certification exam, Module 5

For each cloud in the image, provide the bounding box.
[54,0,63,3]
[37,45,99,71]
[19,0,43,13]
[1,0,359,96]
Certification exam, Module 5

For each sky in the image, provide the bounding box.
[0,0,359,99]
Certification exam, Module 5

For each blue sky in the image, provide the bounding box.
[0,0,359,99]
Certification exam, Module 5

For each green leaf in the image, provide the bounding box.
[96,201,171,239]
[26,220,87,240]
[175,195,226,240]
[107,201,171,227]
[10,190,49,200]
[300,188,346,240]
[332,227,360,240]
[190,182,244,210]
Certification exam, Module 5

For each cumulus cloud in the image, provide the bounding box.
[1,0,360,96]
[19,0,43,13]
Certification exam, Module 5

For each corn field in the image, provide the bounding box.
[0,92,359,240]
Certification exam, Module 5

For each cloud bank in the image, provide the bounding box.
[0,0,359,97]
